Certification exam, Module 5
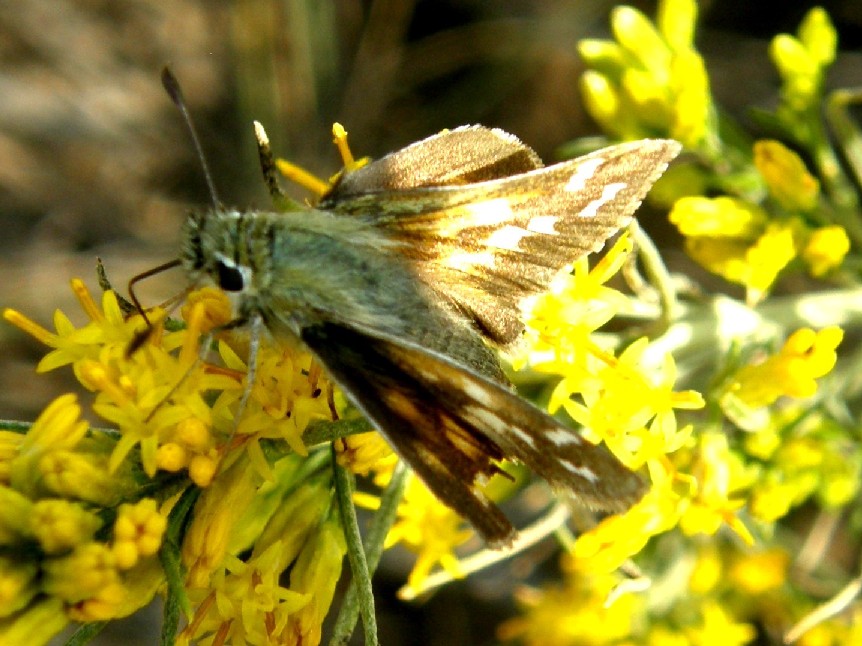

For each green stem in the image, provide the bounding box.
[632,222,678,334]
[331,445,378,646]
[329,462,409,646]
[65,622,107,646]
[304,416,373,446]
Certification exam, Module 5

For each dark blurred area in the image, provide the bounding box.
[2,1,860,644]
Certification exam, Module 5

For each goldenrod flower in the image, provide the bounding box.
[770,7,836,112]
[578,0,713,149]
[802,225,850,277]
[182,455,261,589]
[0,556,39,618]
[282,514,347,645]
[181,548,309,645]
[729,327,842,408]
[754,140,820,212]
[0,599,67,646]
[684,601,756,646]
[42,542,127,621]
[335,431,397,477]
[679,433,753,544]
[728,548,789,595]
[387,474,473,591]
[31,499,102,555]
[498,572,643,645]
[111,499,167,570]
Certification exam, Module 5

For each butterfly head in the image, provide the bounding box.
[180,208,261,300]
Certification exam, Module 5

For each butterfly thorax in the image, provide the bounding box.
[180,207,508,382]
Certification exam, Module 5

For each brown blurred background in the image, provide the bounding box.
[2,1,860,644]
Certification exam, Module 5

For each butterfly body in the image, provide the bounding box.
[179,126,681,546]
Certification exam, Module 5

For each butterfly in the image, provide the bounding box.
[169,72,680,546]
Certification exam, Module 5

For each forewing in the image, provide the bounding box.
[323,139,681,345]
[301,321,646,546]
[324,126,542,197]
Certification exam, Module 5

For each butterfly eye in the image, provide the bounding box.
[215,259,246,292]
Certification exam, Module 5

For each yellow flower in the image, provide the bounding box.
[556,338,702,467]
[3,281,140,373]
[520,234,632,372]
[669,194,802,301]
[498,572,644,645]
[770,8,836,110]
[181,468,340,646]
[182,454,261,589]
[670,196,769,238]
[754,140,820,212]
[578,0,713,148]
[282,514,347,646]
[182,547,310,646]
[0,556,39,618]
[7,394,88,495]
[682,220,799,302]
[571,482,682,573]
[335,431,397,477]
[212,337,333,474]
[42,542,127,621]
[679,433,753,544]
[728,548,789,594]
[730,327,843,407]
[688,545,722,594]
[249,475,333,565]
[0,598,68,646]
[798,7,837,68]
[684,600,756,646]
[387,475,473,592]
[112,499,167,570]
[802,225,850,276]
[31,499,102,555]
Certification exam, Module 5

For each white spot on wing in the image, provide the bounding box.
[485,225,529,250]
[506,424,537,449]
[465,404,508,436]
[564,158,604,193]
[413,364,441,382]
[465,405,537,449]
[563,460,599,482]
[526,215,558,234]
[439,198,514,235]
[545,428,583,447]
[456,375,495,407]
[445,250,496,272]
[579,182,627,218]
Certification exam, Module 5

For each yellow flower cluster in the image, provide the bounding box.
[0,394,167,641]
[579,0,713,149]
[1,279,343,644]
[582,1,853,301]
[180,464,345,646]
[500,2,860,643]
[668,141,849,302]
[3,19,860,642]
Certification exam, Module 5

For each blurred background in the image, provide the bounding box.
[1,1,860,644]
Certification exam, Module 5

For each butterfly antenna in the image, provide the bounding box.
[161,66,220,208]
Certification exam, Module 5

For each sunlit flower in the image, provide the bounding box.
[684,600,756,646]
[802,225,850,277]
[336,431,398,478]
[498,572,644,645]
[578,0,713,148]
[111,499,167,570]
[386,474,473,591]
[679,433,753,544]
[729,327,842,408]
[754,140,820,212]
